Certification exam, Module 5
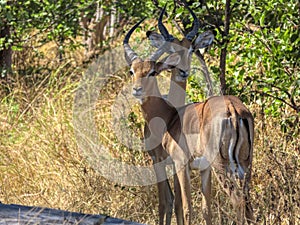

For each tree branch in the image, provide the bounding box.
[219,0,231,95]
[204,1,223,36]
[251,90,300,113]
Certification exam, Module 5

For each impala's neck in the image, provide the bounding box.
[140,77,177,135]
[168,69,187,107]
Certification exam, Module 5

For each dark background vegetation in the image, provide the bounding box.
[0,0,299,224]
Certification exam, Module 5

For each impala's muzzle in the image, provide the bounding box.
[132,86,143,97]
[179,69,189,79]
[175,69,189,82]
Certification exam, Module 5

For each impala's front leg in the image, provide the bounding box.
[174,171,183,225]
[145,125,173,225]
[175,163,192,225]
[153,159,174,225]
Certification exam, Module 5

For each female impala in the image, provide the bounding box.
[124,18,254,225]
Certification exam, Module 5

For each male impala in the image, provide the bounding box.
[142,5,216,225]
[124,19,255,225]
[147,5,215,97]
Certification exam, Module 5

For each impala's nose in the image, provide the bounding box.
[179,69,189,79]
[132,87,143,96]
[175,69,189,82]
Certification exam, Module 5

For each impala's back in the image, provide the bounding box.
[163,95,254,179]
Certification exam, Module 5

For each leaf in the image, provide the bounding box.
[260,12,266,26]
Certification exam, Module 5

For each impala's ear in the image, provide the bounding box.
[146,31,166,49]
[193,30,215,50]
[156,53,181,73]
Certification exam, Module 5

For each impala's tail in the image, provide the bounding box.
[226,103,252,180]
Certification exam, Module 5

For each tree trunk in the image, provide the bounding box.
[80,3,109,60]
[0,24,12,78]
[109,5,117,38]
[219,0,231,95]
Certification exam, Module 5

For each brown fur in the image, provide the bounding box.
[125,19,253,224]
[129,58,254,225]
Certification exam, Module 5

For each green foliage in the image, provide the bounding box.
[186,74,206,102]
[225,0,299,116]
[0,0,82,53]
[116,0,156,19]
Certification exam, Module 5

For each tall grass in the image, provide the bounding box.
[0,57,299,225]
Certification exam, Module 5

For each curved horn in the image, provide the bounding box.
[158,4,174,42]
[185,5,200,41]
[123,18,145,65]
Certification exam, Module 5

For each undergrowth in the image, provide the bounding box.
[0,56,299,225]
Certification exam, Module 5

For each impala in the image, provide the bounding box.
[142,5,215,225]
[147,5,215,97]
[123,18,255,225]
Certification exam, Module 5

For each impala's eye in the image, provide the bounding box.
[129,70,134,76]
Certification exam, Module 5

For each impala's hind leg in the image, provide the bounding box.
[244,173,255,224]
[201,167,212,225]
[214,169,252,225]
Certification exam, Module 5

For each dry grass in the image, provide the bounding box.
[0,53,299,225]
